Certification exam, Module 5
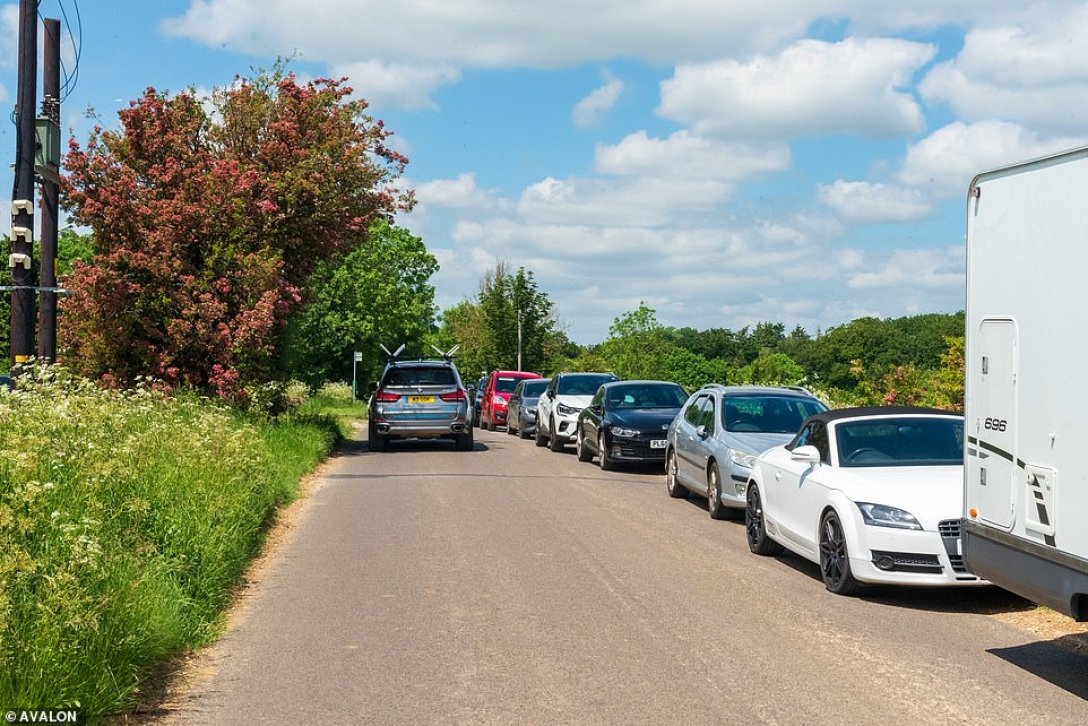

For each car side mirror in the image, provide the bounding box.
[467,385,476,397]
[367,381,378,394]
[790,445,821,464]
[696,425,709,439]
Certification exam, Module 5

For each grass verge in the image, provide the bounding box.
[0,370,357,717]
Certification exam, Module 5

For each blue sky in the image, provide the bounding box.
[3,1,1088,343]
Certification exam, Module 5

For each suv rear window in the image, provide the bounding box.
[384,367,456,387]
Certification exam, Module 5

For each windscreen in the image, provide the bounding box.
[495,377,520,393]
[836,416,964,467]
[723,395,826,434]
[557,374,616,395]
[521,380,548,397]
[606,384,688,409]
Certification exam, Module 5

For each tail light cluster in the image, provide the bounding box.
[373,390,401,403]
[439,389,467,402]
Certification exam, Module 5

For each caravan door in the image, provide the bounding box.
[970,318,1018,529]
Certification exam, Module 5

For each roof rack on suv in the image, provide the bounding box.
[380,343,407,362]
[430,344,461,362]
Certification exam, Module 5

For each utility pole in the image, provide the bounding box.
[517,307,523,372]
[38,17,61,362]
[8,0,38,370]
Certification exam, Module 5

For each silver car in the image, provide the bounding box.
[665,385,827,518]
[368,359,473,451]
[506,377,551,439]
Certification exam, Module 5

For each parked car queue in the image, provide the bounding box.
[464,369,987,599]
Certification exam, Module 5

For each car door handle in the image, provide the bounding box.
[775,472,782,480]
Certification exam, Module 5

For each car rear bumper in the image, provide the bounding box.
[372,418,469,438]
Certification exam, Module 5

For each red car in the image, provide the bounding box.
[479,370,542,431]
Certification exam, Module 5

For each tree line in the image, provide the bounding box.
[1,63,963,413]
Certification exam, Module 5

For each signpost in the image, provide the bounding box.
[352,351,362,401]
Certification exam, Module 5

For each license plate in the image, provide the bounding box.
[650,439,667,449]
[408,395,435,404]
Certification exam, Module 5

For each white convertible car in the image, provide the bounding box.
[745,407,988,595]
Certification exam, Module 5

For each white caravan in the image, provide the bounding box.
[963,145,1088,620]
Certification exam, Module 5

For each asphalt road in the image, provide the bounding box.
[160,427,1088,725]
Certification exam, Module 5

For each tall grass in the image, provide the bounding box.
[0,368,342,715]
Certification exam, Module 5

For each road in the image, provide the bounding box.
[159,427,1088,725]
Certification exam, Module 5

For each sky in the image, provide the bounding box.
[2,1,1087,344]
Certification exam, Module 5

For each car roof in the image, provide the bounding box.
[386,358,455,368]
[698,385,818,398]
[806,406,962,425]
[493,370,541,377]
[558,371,615,377]
[600,380,682,388]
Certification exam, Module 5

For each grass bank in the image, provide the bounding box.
[0,370,355,717]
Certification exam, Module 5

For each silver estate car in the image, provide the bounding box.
[665,385,827,519]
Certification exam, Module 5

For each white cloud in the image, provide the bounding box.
[415,173,508,210]
[331,60,460,111]
[818,181,933,223]
[657,37,935,139]
[847,247,964,291]
[573,74,624,127]
[920,6,1088,133]
[594,130,790,181]
[897,121,1088,196]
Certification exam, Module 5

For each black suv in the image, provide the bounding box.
[368,357,473,452]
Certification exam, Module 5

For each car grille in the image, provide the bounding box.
[870,550,943,574]
[616,444,666,458]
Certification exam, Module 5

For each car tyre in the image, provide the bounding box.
[746,485,783,555]
[549,418,565,452]
[666,449,688,499]
[368,424,387,453]
[506,419,516,435]
[576,427,594,462]
[707,462,728,520]
[455,427,474,451]
[819,510,863,596]
[518,421,531,440]
[487,415,496,432]
[598,433,614,471]
[535,419,548,447]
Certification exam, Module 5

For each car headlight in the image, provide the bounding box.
[729,449,758,469]
[492,394,505,404]
[610,426,639,438]
[556,403,579,416]
[855,502,923,530]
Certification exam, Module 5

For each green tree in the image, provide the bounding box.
[739,351,807,386]
[599,303,673,380]
[432,261,563,376]
[283,220,438,385]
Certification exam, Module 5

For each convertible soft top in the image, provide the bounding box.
[803,406,961,426]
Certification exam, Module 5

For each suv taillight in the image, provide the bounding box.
[439,389,466,402]
[374,390,400,403]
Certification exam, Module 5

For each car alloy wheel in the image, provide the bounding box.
[598,433,613,471]
[666,450,687,498]
[707,463,727,520]
[549,417,564,452]
[819,510,862,595]
[746,486,782,555]
[576,427,593,462]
